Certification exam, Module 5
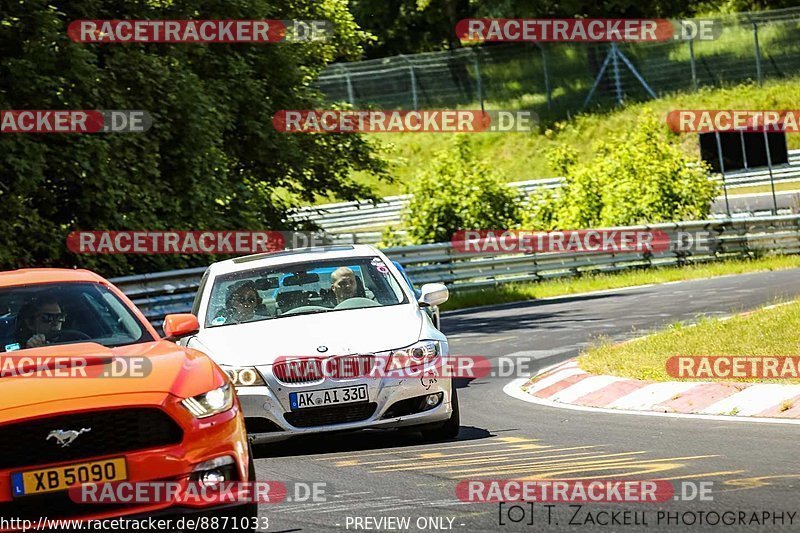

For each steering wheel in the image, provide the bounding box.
[50,329,91,343]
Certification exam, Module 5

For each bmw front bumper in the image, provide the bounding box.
[236,359,454,444]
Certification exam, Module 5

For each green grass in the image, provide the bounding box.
[728,182,800,196]
[441,254,800,312]
[578,297,800,383]
[331,78,800,204]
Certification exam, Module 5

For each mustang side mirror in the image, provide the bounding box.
[163,313,200,342]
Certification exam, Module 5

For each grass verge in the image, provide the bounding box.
[727,182,800,197]
[441,254,800,312]
[335,78,800,203]
[578,298,800,384]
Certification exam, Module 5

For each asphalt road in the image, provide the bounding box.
[253,268,800,533]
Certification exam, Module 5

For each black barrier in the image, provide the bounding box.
[700,131,788,173]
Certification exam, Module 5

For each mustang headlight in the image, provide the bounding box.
[182,384,234,418]
[223,366,265,387]
[390,340,441,366]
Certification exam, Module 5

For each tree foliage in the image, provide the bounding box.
[402,136,522,244]
[523,112,717,230]
[0,0,386,275]
[348,0,781,57]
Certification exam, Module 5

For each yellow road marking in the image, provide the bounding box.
[342,444,584,468]
[451,454,718,478]
[372,452,605,473]
[724,474,800,491]
[655,470,746,482]
[370,449,609,472]
[316,436,536,461]
[448,452,649,476]
[515,455,719,480]
[490,336,518,343]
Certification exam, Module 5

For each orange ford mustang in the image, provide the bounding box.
[0,269,257,529]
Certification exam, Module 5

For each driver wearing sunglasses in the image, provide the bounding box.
[17,298,67,348]
[224,280,263,324]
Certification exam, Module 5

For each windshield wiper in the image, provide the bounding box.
[281,309,329,318]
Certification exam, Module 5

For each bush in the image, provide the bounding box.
[402,136,523,244]
[527,111,717,230]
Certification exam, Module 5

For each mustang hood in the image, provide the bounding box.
[193,304,425,366]
[0,341,219,413]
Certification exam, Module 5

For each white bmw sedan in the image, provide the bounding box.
[183,244,459,444]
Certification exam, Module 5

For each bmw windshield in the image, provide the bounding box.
[205,257,409,327]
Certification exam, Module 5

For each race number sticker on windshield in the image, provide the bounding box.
[371,257,390,274]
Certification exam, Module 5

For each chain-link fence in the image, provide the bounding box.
[314,7,800,121]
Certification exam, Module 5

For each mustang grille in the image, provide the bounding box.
[0,408,183,470]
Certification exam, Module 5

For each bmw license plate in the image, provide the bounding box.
[290,384,368,410]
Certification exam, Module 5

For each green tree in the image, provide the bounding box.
[524,111,717,230]
[0,0,386,276]
[402,135,522,244]
[348,0,760,58]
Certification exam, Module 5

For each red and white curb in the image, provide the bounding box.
[504,359,800,425]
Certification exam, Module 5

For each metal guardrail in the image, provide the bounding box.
[112,214,800,327]
[289,151,800,235]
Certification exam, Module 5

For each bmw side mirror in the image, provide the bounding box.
[418,283,449,307]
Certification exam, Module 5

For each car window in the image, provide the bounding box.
[205,256,408,328]
[0,282,154,353]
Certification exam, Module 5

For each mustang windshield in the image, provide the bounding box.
[205,257,408,328]
[0,282,153,353]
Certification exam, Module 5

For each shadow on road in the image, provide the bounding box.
[252,425,493,460]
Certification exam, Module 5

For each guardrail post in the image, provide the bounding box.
[400,55,419,110]
[338,63,355,105]
[763,129,779,214]
[538,43,553,111]
[715,131,732,217]
[795,216,800,255]
[472,47,484,112]
[446,242,455,287]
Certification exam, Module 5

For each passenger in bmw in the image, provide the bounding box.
[330,267,360,304]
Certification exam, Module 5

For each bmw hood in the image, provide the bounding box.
[191,304,425,366]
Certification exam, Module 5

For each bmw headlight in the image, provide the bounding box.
[390,340,441,366]
[182,384,234,418]
[223,366,265,387]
